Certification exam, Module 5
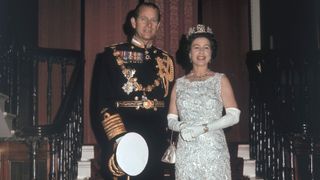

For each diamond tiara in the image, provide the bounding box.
[187,24,213,38]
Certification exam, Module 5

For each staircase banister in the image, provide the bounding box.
[19,54,84,138]
[27,47,82,62]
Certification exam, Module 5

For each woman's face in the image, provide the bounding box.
[189,37,212,67]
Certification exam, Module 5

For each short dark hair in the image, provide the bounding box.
[133,2,161,22]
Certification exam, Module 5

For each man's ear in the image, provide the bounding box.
[156,22,160,31]
[131,17,136,29]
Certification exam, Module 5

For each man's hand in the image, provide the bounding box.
[115,135,123,144]
[108,154,125,176]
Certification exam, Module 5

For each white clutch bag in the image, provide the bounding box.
[161,131,176,164]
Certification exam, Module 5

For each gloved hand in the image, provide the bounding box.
[180,128,195,141]
[167,113,187,132]
[180,125,207,141]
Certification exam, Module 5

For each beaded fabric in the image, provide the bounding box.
[175,73,231,180]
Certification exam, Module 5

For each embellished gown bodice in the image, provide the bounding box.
[175,73,231,180]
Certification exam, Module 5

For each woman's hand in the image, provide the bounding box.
[180,125,206,141]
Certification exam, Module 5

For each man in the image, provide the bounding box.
[90,2,174,180]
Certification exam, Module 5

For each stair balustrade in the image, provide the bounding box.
[247,50,320,180]
[0,44,84,180]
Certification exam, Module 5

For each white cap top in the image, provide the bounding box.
[115,132,149,176]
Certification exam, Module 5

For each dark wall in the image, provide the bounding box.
[261,0,320,51]
[200,0,250,142]
[0,0,38,46]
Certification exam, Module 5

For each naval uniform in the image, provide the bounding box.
[90,37,174,180]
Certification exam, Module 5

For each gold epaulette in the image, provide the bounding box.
[156,53,174,97]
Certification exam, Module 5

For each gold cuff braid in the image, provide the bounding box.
[101,112,127,140]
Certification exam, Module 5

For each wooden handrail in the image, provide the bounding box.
[1,45,84,179]
[20,59,83,137]
[247,49,320,180]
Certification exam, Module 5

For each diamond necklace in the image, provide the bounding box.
[189,70,211,81]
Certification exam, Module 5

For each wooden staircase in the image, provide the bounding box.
[0,93,15,138]
[80,143,263,180]
[1,46,84,180]
[0,108,263,180]
[237,144,263,180]
[77,145,95,180]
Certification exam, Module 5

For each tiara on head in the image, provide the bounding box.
[187,24,213,38]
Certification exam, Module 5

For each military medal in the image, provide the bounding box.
[145,50,151,60]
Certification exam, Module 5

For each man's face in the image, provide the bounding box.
[131,6,160,43]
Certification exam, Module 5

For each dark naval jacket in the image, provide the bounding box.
[90,37,174,179]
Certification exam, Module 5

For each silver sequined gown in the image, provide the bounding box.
[175,73,231,180]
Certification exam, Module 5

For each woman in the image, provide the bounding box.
[167,24,240,179]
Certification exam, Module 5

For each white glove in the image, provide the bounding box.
[181,107,240,140]
[181,125,206,141]
[180,128,195,141]
[167,113,186,132]
[206,107,240,131]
